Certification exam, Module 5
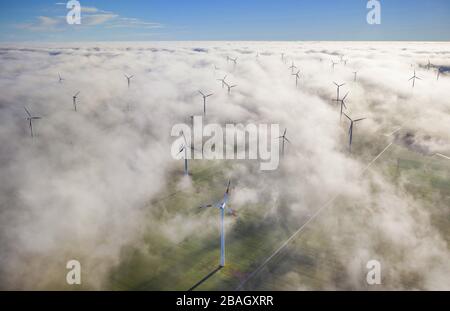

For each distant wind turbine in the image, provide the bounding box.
[337,92,349,121]
[177,131,198,176]
[225,82,237,94]
[199,91,213,116]
[344,113,366,152]
[24,107,41,138]
[292,70,301,87]
[289,61,297,74]
[72,91,80,111]
[437,67,442,81]
[217,75,228,88]
[408,70,421,88]
[353,71,358,82]
[333,82,345,102]
[278,128,291,157]
[125,74,134,88]
[331,60,338,71]
[58,74,64,83]
[199,180,237,267]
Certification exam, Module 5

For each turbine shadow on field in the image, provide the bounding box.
[188,266,223,291]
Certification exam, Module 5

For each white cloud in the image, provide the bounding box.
[83,13,118,26]
[14,4,163,32]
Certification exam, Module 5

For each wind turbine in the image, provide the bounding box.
[225,82,237,94]
[24,107,41,138]
[125,74,134,88]
[199,91,213,116]
[331,60,338,71]
[337,92,349,121]
[230,57,238,66]
[344,113,366,152]
[217,75,228,88]
[427,60,432,70]
[72,91,80,111]
[437,67,442,81]
[281,53,285,62]
[289,61,297,74]
[333,82,345,102]
[278,128,290,156]
[199,180,237,267]
[353,71,358,82]
[58,74,64,83]
[408,70,421,88]
[292,70,301,87]
[177,131,198,176]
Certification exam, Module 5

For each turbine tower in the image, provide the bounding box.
[409,70,421,88]
[24,107,41,138]
[199,181,237,267]
[293,70,301,87]
[225,82,237,94]
[177,131,196,176]
[217,75,228,88]
[337,92,349,121]
[289,61,297,75]
[344,113,366,152]
[278,128,291,156]
[333,82,345,102]
[199,91,213,116]
[331,61,338,71]
[72,91,80,112]
[125,74,134,88]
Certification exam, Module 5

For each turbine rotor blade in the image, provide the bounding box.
[344,113,352,122]
[24,107,32,118]
[199,204,214,209]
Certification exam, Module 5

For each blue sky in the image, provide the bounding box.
[0,0,449,41]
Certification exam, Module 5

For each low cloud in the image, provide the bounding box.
[0,41,449,290]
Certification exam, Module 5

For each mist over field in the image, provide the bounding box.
[0,41,449,290]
